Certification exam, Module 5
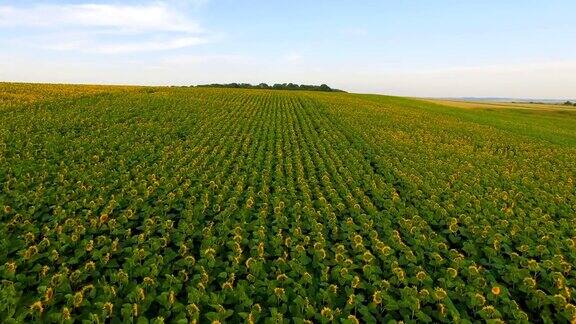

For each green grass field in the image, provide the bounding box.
[1,83,575,323]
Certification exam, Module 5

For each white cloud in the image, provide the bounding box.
[44,36,209,54]
[0,3,200,33]
[98,37,208,54]
[162,54,249,65]
[0,3,209,53]
[169,0,211,9]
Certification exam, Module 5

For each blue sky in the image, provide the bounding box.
[1,0,575,98]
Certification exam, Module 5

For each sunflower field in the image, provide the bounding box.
[1,83,575,323]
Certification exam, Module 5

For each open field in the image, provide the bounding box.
[1,83,575,323]
[422,98,576,112]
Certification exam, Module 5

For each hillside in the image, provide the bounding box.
[1,83,575,323]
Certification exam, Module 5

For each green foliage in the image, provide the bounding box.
[195,82,345,92]
[0,84,575,323]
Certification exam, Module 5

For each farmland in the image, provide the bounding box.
[1,83,575,323]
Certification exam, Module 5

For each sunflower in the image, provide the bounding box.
[491,286,501,296]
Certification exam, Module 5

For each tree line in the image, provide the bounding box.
[194,83,346,92]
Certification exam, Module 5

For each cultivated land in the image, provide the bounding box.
[423,98,576,112]
[1,83,575,323]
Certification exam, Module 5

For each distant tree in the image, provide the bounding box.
[563,101,573,106]
[195,82,345,92]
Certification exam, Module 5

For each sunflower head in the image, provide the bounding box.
[491,286,501,296]
[30,301,44,314]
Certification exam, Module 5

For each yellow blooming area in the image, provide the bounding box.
[1,84,576,323]
[0,82,141,111]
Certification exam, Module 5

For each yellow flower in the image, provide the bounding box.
[523,277,536,288]
[132,303,139,317]
[362,251,374,263]
[352,275,360,288]
[482,305,497,315]
[565,303,575,315]
[137,288,146,301]
[187,303,199,317]
[416,271,427,281]
[73,291,84,307]
[434,288,447,300]
[86,240,94,252]
[329,284,338,294]
[373,290,382,304]
[30,301,44,314]
[44,287,53,302]
[274,287,285,297]
[103,302,113,317]
[419,288,430,298]
[5,261,16,274]
[438,303,446,317]
[222,281,233,290]
[62,307,71,320]
[24,245,38,259]
[347,294,355,305]
[491,286,501,296]
[143,277,155,286]
[321,307,333,320]
[85,261,96,271]
[295,244,305,253]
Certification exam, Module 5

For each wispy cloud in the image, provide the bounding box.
[0,3,200,33]
[162,54,250,65]
[45,36,210,54]
[0,2,209,53]
[169,0,212,10]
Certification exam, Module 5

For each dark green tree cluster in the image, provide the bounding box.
[562,101,576,106]
[195,82,345,92]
